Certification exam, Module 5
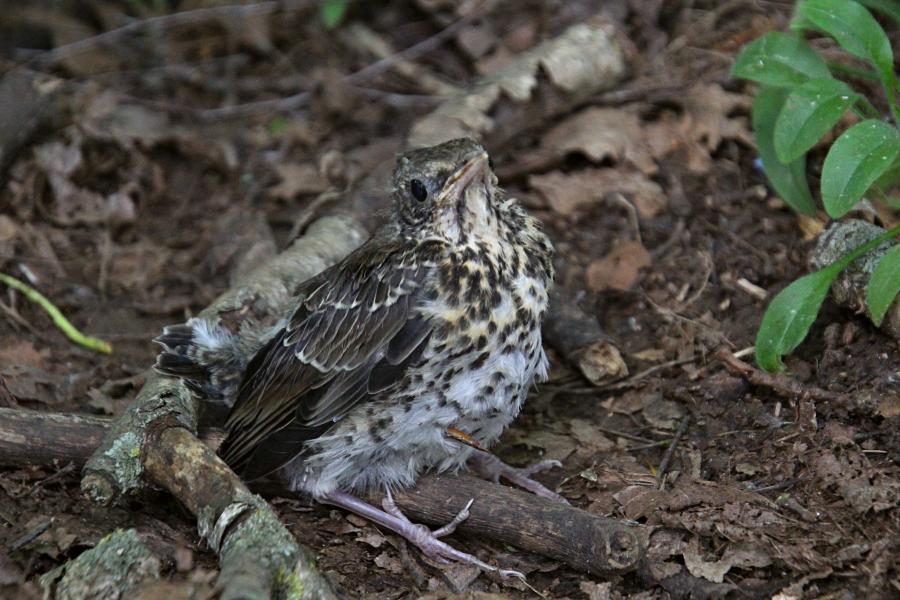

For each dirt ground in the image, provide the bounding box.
[0,1,897,598]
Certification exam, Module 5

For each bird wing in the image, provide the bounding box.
[218,234,438,480]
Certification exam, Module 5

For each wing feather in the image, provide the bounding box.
[218,235,439,479]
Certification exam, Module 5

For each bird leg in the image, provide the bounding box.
[320,489,524,579]
[468,448,569,505]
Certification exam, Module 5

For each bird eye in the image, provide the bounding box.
[488,156,495,170]
[409,179,428,202]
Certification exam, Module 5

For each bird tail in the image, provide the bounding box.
[153,317,247,405]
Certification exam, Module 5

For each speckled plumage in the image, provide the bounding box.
[156,139,555,572]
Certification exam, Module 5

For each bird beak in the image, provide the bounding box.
[437,152,490,205]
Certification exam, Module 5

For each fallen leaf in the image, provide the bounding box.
[269,163,329,200]
[33,141,136,226]
[645,83,752,174]
[601,388,651,415]
[570,419,615,453]
[574,341,628,384]
[508,430,577,462]
[456,22,497,59]
[643,398,686,430]
[529,168,665,218]
[585,240,651,291]
[542,107,657,174]
[683,538,772,583]
[811,449,899,513]
[356,532,387,549]
[683,538,732,583]
[373,551,404,574]
[579,581,612,600]
[878,395,900,418]
[631,347,667,362]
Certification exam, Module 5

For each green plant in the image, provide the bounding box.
[731,0,900,371]
[320,0,350,30]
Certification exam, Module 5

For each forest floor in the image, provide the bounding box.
[0,1,897,598]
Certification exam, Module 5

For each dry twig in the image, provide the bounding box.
[716,348,846,404]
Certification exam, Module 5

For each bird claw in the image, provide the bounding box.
[520,458,563,477]
[470,451,569,505]
[381,489,522,577]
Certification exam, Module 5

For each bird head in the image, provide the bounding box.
[392,138,499,243]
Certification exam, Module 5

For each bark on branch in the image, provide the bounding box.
[0,407,649,576]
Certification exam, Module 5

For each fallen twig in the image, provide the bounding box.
[715,348,846,404]
[0,407,650,577]
[0,273,112,354]
[655,415,690,489]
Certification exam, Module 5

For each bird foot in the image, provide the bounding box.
[321,489,524,579]
[469,449,569,505]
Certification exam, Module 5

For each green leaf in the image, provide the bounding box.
[267,115,289,136]
[731,31,831,87]
[867,244,900,326]
[755,264,842,371]
[755,223,900,371]
[320,0,349,29]
[857,0,900,24]
[752,87,818,215]
[796,0,894,78]
[821,119,900,218]
[774,78,858,163]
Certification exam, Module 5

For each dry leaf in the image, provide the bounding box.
[574,341,628,384]
[877,394,900,418]
[579,581,612,600]
[529,168,664,217]
[570,419,615,453]
[683,538,772,583]
[643,398,686,430]
[373,551,405,574]
[542,107,657,174]
[585,240,651,291]
[508,430,577,462]
[631,347,667,362]
[33,141,136,226]
[645,83,751,174]
[270,163,328,200]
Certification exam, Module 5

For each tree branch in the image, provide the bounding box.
[0,407,649,576]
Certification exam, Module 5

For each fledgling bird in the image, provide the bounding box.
[155,138,562,576]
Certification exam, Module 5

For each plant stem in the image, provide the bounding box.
[0,273,112,354]
[832,224,900,273]
[854,95,882,120]
[827,62,880,81]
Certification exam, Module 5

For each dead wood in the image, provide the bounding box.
[40,528,161,599]
[716,348,847,404]
[389,474,648,576]
[0,407,649,577]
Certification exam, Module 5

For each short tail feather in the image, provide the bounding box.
[153,318,246,403]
